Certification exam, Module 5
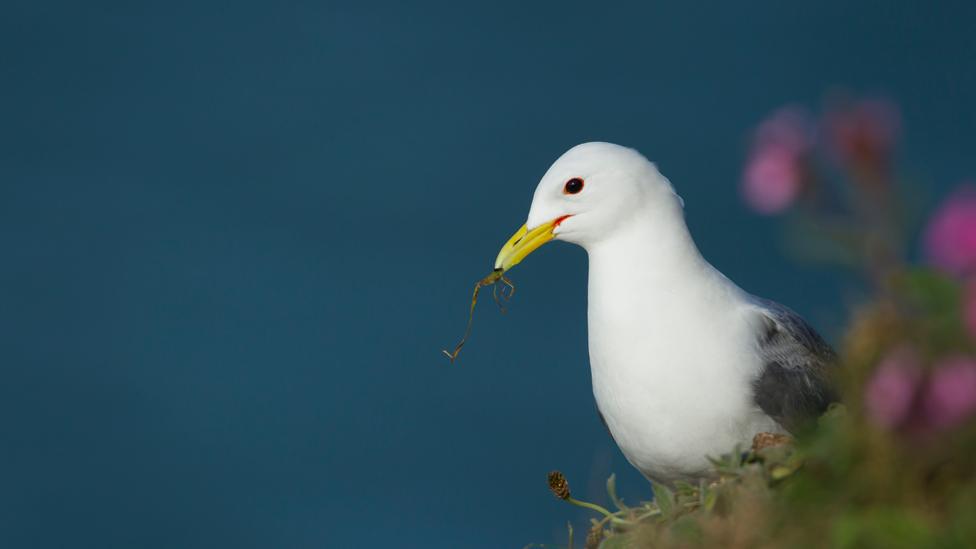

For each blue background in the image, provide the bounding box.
[2,1,975,547]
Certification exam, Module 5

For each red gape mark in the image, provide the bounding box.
[553,215,572,228]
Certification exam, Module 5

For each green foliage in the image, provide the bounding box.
[539,269,976,548]
[889,269,969,354]
[546,419,976,547]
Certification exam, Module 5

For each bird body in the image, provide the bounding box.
[586,208,784,482]
[493,142,835,484]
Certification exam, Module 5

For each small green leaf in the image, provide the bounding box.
[673,480,696,496]
[771,465,794,480]
[652,481,675,517]
[703,488,718,512]
[606,474,628,511]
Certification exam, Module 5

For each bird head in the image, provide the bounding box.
[494,142,683,272]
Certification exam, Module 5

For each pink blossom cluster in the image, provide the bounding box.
[741,99,901,214]
[741,107,813,214]
[924,185,976,277]
[924,185,976,342]
[867,186,976,427]
[865,347,976,432]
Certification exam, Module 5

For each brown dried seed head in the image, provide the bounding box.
[585,525,603,549]
[547,470,571,500]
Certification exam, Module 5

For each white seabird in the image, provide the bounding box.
[493,142,836,484]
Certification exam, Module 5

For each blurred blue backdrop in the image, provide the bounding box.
[2,1,975,547]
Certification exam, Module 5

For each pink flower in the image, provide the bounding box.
[742,144,804,214]
[922,356,976,429]
[741,107,813,215]
[923,185,976,276]
[864,346,922,430]
[824,98,901,175]
[965,279,976,340]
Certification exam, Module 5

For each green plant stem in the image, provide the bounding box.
[566,498,630,525]
[635,508,663,520]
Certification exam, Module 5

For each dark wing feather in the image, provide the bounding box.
[749,297,838,432]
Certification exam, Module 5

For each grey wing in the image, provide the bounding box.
[748,297,838,433]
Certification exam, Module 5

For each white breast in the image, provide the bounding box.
[584,227,783,483]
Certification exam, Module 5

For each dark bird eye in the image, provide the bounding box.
[563,177,584,195]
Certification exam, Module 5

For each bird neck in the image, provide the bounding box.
[585,208,709,290]
[582,206,747,385]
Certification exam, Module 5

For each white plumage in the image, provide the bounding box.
[510,142,834,484]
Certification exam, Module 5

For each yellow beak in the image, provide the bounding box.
[493,215,570,272]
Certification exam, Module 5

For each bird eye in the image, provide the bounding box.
[563,177,584,195]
